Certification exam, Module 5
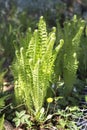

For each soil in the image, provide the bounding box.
[4,120,24,130]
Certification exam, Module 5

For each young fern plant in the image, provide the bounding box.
[55,15,85,96]
[12,16,64,120]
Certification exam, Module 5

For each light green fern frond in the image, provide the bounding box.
[38,16,48,57]
[63,26,84,95]
[56,15,85,96]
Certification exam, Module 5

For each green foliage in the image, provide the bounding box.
[0,24,19,62]
[0,60,5,90]
[12,16,64,120]
[0,115,4,130]
[57,106,82,130]
[0,0,18,64]
[55,15,85,96]
[78,25,87,80]
[13,110,31,127]
[0,95,11,115]
[0,97,5,109]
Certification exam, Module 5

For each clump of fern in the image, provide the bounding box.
[12,16,64,120]
[55,15,85,96]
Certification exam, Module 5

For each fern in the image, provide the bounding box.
[63,27,84,95]
[78,25,87,79]
[56,15,85,96]
[12,16,64,118]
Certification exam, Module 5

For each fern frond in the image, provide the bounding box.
[38,16,48,57]
[56,15,85,96]
[78,25,87,79]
